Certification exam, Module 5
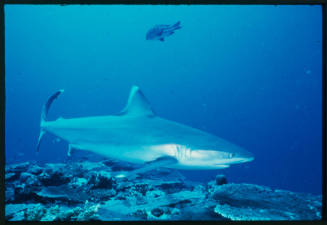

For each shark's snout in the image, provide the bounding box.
[230,151,255,164]
[238,156,255,163]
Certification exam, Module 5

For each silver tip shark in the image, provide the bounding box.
[37,86,254,177]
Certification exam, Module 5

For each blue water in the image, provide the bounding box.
[5,5,322,195]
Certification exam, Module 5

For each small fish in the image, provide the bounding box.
[146,21,182,42]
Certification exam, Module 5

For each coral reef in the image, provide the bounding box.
[209,183,322,220]
[5,160,322,221]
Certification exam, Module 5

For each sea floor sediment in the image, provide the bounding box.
[5,160,322,221]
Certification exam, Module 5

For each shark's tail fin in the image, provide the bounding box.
[36,89,64,152]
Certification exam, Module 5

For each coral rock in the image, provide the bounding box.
[215,174,227,186]
[151,208,164,217]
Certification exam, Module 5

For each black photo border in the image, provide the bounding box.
[0,1,325,225]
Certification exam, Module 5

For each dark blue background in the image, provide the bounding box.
[5,5,322,194]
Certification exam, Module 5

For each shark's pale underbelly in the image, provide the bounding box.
[71,142,169,165]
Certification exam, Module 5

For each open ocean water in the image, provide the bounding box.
[4,5,323,221]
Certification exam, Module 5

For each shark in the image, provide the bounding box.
[36,86,254,177]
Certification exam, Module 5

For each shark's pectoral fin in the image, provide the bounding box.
[114,156,178,180]
[145,155,178,166]
[119,86,156,117]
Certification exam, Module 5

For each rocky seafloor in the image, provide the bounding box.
[5,160,322,221]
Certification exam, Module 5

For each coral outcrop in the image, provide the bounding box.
[5,160,322,221]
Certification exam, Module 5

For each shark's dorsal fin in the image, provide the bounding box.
[120,86,155,117]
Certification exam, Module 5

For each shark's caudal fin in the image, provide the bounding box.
[36,89,64,152]
[120,86,156,117]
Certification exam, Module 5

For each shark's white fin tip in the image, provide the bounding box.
[59,89,64,93]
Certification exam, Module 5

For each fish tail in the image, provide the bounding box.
[172,21,181,30]
[36,89,64,152]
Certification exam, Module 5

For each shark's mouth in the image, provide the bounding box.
[214,156,254,165]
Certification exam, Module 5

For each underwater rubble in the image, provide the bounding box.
[5,160,322,221]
